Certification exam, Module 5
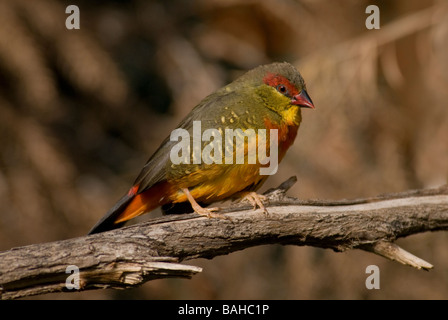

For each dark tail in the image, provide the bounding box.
[88,193,134,234]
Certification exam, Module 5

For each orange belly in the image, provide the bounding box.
[170,163,266,203]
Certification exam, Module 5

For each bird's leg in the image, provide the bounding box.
[181,188,227,219]
[240,192,268,214]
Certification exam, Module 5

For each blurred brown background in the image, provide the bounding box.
[0,0,447,299]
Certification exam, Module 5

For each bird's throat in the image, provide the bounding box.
[264,117,299,161]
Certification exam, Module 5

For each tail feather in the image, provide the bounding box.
[88,193,134,234]
[88,181,174,234]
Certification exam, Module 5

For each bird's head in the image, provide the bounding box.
[231,62,314,125]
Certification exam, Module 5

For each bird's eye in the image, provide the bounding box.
[276,84,288,95]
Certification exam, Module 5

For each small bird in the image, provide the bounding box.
[88,62,314,234]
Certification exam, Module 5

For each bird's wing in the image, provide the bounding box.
[133,89,241,194]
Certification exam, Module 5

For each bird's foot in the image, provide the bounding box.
[193,205,227,219]
[182,188,229,220]
[240,192,269,214]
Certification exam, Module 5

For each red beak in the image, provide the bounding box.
[292,90,314,109]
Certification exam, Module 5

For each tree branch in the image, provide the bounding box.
[1,177,448,299]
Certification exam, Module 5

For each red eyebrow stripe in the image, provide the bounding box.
[262,72,299,96]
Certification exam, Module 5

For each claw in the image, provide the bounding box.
[182,188,229,220]
[240,192,268,214]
